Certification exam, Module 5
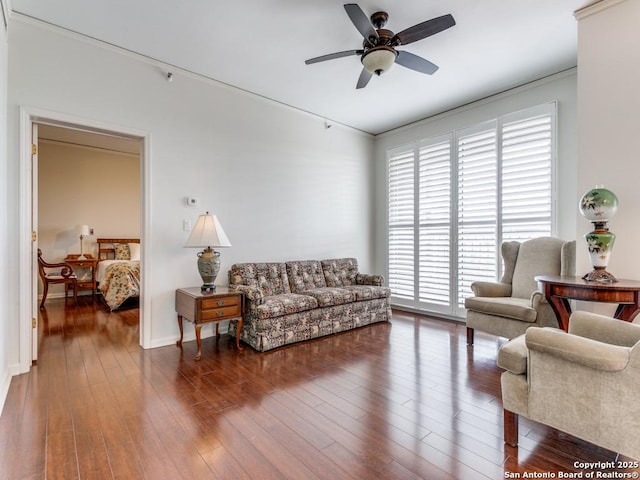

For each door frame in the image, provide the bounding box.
[18,106,152,373]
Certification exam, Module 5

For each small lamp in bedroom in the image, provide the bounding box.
[76,224,90,260]
[184,212,231,292]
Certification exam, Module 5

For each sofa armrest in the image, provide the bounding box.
[229,285,264,306]
[568,311,640,347]
[526,327,631,372]
[357,273,385,286]
[470,281,512,297]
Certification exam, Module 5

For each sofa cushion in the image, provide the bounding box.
[464,296,537,323]
[256,293,318,319]
[340,285,390,301]
[229,262,291,296]
[286,260,327,293]
[300,287,355,307]
[322,258,359,287]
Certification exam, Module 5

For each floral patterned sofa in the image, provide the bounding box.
[227,258,392,351]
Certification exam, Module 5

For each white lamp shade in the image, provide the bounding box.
[361,47,397,74]
[184,212,231,248]
[76,224,90,236]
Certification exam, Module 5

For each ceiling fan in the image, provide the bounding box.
[305,4,456,89]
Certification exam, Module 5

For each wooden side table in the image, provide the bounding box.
[175,286,244,360]
[536,275,640,332]
[64,255,98,295]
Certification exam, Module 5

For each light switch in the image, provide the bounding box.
[183,219,191,231]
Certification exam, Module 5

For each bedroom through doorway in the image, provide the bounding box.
[35,123,142,361]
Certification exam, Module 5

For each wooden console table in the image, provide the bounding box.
[175,286,244,360]
[535,275,640,332]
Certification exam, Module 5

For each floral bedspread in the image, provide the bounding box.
[99,261,140,310]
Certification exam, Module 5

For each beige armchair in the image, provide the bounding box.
[465,237,575,345]
[499,311,640,459]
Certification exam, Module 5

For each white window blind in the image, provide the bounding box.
[387,102,556,317]
[418,139,451,308]
[501,111,553,242]
[388,147,416,300]
[457,124,498,309]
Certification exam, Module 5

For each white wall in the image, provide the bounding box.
[372,71,578,280]
[0,4,9,412]
[38,140,141,296]
[576,0,640,293]
[6,18,375,364]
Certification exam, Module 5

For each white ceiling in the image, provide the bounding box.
[11,0,593,135]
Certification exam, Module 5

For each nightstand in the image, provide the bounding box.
[64,255,98,295]
[175,286,244,360]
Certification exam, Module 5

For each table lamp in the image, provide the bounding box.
[184,212,231,291]
[76,224,90,260]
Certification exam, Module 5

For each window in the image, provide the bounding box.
[387,103,556,317]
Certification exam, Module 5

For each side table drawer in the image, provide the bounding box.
[201,304,241,320]
[202,295,240,309]
[73,261,94,268]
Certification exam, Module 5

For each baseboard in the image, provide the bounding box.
[0,364,16,416]
[149,321,230,349]
[39,291,95,301]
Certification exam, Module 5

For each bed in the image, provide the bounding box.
[96,238,141,311]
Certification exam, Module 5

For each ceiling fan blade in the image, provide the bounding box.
[393,14,456,46]
[344,4,379,41]
[305,50,363,65]
[395,51,439,75]
[356,68,372,89]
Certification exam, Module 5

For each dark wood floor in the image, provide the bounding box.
[0,298,637,479]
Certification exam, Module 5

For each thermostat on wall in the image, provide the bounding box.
[185,196,198,207]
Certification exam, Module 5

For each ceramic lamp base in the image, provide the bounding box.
[583,267,618,283]
[196,247,220,291]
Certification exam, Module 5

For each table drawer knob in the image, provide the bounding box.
[217,300,225,306]
[217,310,224,317]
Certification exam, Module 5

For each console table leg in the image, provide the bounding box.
[194,324,202,361]
[236,318,244,350]
[176,314,184,346]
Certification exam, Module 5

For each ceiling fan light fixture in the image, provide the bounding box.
[361,46,397,75]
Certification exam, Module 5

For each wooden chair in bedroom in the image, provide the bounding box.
[37,249,78,308]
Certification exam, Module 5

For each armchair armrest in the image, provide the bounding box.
[470,281,512,297]
[357,273,384,286]
[526,327,631,372]
[530,291,548,308]
[568,311,640,347]
[229,285,264,306]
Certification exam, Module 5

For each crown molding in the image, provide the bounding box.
[574,0,626,20]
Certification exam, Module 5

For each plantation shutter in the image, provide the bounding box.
[456,123,498,309]
[501,106,554,241]
[387,102,556,317]
[388,147,416,300]
[418,138,452,308]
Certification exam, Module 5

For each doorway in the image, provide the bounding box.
[19,107,151,372]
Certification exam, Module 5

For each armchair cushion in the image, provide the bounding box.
[569,311,640,347]
[497,333,528,375]
[511,237,565,299]
[464,296,537,323]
